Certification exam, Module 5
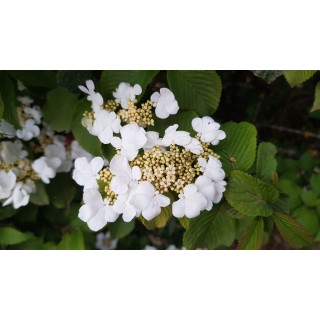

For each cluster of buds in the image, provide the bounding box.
[73,80,227,231]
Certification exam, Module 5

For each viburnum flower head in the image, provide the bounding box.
[3,180,35,209]
[16,119,40,141]
[73,157,104,190]
[79,188,119,231]
[113,82,142,109]
[172,184,208,218]
[32,156,61,184]
[92,109,121,144]
[111,123,147,161]
[192,116,226,145]
[79,80,104,112]
[0,170,16,200]
[151,88,179,119]
[131,181,171,221]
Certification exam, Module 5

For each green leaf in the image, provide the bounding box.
[0,92,4,118]
[8,71,56,88]
[71,99,102,156]
[0,227,31,245]
[256,142,277,183]
[46,173,76,209]
[57,230,85,250]
[179,217,190,229]
[100,70,158,100]
[109,219,135,239]
[225,170,279,217]
[237,217,264,250]
[214,122,257,175]
[56,70,92,93]
[0,206,17,221]
[273,212,313,248]
[284,70,317,87]
[30,180,49,206]
[0,73,20,128]
[310,81,320,112]
[278,180,302,210]
[167,70,222,116]
[310,174,320,196]
[292,207,319,236]
[300,190,318,207]
[151,110,198,136]
[299,152,315,172]
[183,205,235,249]
[43,87,79,132]
[252,71,284,84]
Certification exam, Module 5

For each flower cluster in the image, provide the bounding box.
[0,84,91,209]
[73,80,227,231]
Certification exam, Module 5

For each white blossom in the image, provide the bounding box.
[111,123,147,161]
[195,175,216,211]
[0,170,16,200]
[0,141,28,163]
[192,116,226,145]
[72,157,104,190]
[71,140,93,161]
[144,131,162,150]
[198,156,225,182]
[32,156,61,184]
[3,179,35,209]
[24,105,42,124]
[131,181,170,221]
[95,232,118,250]
[17,96,34,105]
[16,119,40,141]
[172,184,208,218]
[79,80,104,112]
[160,124,192,147]
[0,119,16,138]
[113,82,142,109]
[184,137,204,155]
[151,88,179,119]
[79,188,119,231]
[92,109,121,144]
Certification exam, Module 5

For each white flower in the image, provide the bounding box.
[79,80,104,112]
[195,175,216,211]
[198,156,225,182]
[131,181,170,221]
[44,141,73,173]
[160,124,192,147]
[72,157,104,190]
[3,179,35,209]
[172,184,207,218]
[111,123,147,161]
[184,138,204,155]
[32,156,61,184]
[92,110,121,144]
[0,119,16,138]
[71,140,93,161]
[95,232,118,250]
[17,96,34,105]
[113,82,142,109]
[144,131,162,150]
[0,141,28,163]
[212,180,227,204]
[79,188,119,232]
[151,88,179,119]
[24,106,42,124]
[16,119,40,141]
[0,170,16,200]
[109,155,141,195]
[192,116,226,145]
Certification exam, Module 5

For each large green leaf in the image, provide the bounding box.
[43,88,79,132]
[225,170,279,217]
[310,81,320,112]
[109,219,135,239]
[256,142,277,183]
[100,70,158,100]
[8,71,56,88]
[273,212,313,248]
[57,230,85,250]
[237,217,264,250]
[284,70,317,87]
[0,227,31,245]
[183,205,236,249]
[0,73,20,128]
[214,122,257,175]
[252,71,284,84]
[30,180,49,206]
[71,99,102,156]
[167,70,222,116]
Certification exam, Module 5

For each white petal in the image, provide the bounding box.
[172,199,185,218]
[150,92,160,103]
[86,80,95,92]
[79,204,95,222]
[133,84,142,95]
[111,137,123,149]
[90,157,104,174]
[155,105,170,119]
[131,166,142,181]
[191,118,202,133]
[87,208,108,231]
